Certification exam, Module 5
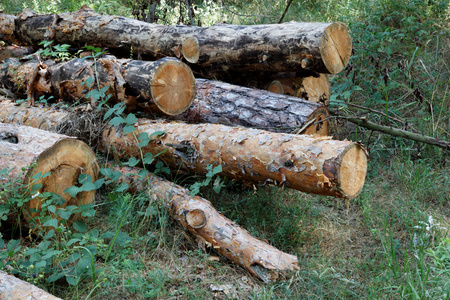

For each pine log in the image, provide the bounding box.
[170,78,330,135]
[0,55,196,115]
[100,120,368,199]
[112,165,298,282]
[0,122,99,222]
[0,270,62,300]
[267,74,330,106]
[0,7,352,75]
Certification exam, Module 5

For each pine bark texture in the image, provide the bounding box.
[100,120,368,199]
[0,55,195,115]
[0,122,99,221]
[112,165,299,282]
[170,78,330,135]
[0,7,352,75]
[0,270,62,300]
[267,74,330,106]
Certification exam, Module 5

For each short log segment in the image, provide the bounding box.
[0,7,352,75]
[0,122,99,221]
[267,74,330,106]
[101,120,368,199]
[0,270,62,300]
[112,165,299,282]
[0,55,196,115]
[170,78,329,135]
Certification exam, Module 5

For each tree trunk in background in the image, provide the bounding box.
[100,120,368,199]
[112,165,299,282]
[266,74,330,106]
[0,7,352,76]
[0,55,196,115]
[0,122,99,222]
[0,270,62,300]
[170,78,330,135]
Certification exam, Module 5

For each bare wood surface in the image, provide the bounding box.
[170,78,330,135]
[0,55,195,115]
[0,7,352,75]
[0,122,99,222]
[113,165,299,282]
[267,74,330,106]
[0,270,62,300]
[100,120,368,199]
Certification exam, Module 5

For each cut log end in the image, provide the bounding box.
[267,80,285,94]
[337,143,368,199]
[24,139,99,221]
[185,209,207,229]
[151,60,196,115]
[320,22,352,74]
[182,37,200,63]
[302,106,329,136]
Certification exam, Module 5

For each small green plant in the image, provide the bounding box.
[36,41,74,61]
[189,164,224,196]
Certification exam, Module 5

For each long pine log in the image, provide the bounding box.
[0,55,196,115]
[0,6,352,76]
[171,78,330,135]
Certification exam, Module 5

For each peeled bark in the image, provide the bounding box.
[0,44,34,62]
[100,120,368,199]
[267,74,330,106]
[170,78,330,135]
[0,270,62,300]
[0,55,196,115]
[113,165,299,282]
[0,122,99,221]
[0,7,352,75]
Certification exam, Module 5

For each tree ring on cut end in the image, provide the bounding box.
[182,37,200,64]
[151,59,196,115]
[320,22,352,74]
[337,143,368,199]
[303,106,329,136]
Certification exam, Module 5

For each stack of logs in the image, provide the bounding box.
[0,5,367,286]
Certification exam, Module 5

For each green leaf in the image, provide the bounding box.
[150,131,165,138]
[80,181,96,192]
[66,274,79,286]
[125,113,137,125]
[94,178,104,189]
[143,152,154,165]
[56,208,73,220]
[64,186,81,198]
[0,239,4,249]
[73,220,87,233]
[78,174,93,184]
[100,231,115,239]
[109,116,125,126]
[123,125,135,135]
[43,218,58,228]
[125,157,140,167]
[138,132,149,141]
[32,171,43,180]
[81,209,96,217]
[114,182,129,193]
[67,238,82,246]
[47,272,66,283]
[31,183,43,191]
[41,249,62,260]
[138,169,149,179]
[76,256,92,274]
[48,205,56,213]
[44,229,55,240]
[103,107,115,120]
[35,260,47,269]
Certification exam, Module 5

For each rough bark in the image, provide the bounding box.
[266,74,330,106]
[0,270,62,300]
[0,7,352,75]
[0,99,367,198]
[170,78,330,135]
[100,120,368,199]
[0,122,99,222]
[0,55,196,115]
[0,44,34,62]
[112,165,299,282]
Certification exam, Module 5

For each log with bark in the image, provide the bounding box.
[112,165,299,282]
[266,74,330,106]
[0,122,99,222]
[100,120,368,199]
[0,6,352,76]
[0,270,62,300]
[0,55,196,115]
[170,78,330,135]
[0,100,367,199]
[0,44,34,62]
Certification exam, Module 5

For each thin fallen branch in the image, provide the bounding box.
[346,117,450,150]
